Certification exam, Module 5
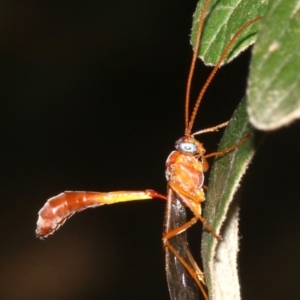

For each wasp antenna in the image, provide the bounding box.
[185,0,212,135]
[186,16,263,135]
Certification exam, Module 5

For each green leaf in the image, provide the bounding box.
[191,0,267,65]
[247,0,300,130]
[201,100,262,300]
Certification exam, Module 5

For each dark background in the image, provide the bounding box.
[1,1,300,299]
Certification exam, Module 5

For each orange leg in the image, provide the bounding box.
[164,239,209,300]
[192,121,229,136]
[168,182,221,241]
[164,216,198,241]
[204,133,251,159]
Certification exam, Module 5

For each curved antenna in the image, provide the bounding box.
[186,16,263,136]
[185,0,212,132]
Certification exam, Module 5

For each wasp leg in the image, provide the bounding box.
[163,219,208,300]
[204,133,251,159]
[168,182,221,241]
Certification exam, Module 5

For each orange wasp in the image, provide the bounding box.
[36,0,262,298]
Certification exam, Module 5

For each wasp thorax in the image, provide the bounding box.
[175,136,205,156]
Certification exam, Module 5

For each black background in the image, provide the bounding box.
[1,1,300,299]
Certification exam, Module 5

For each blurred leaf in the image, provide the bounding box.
[201,100,262,300]
[191,0,267,65]
[247,0,300,130]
